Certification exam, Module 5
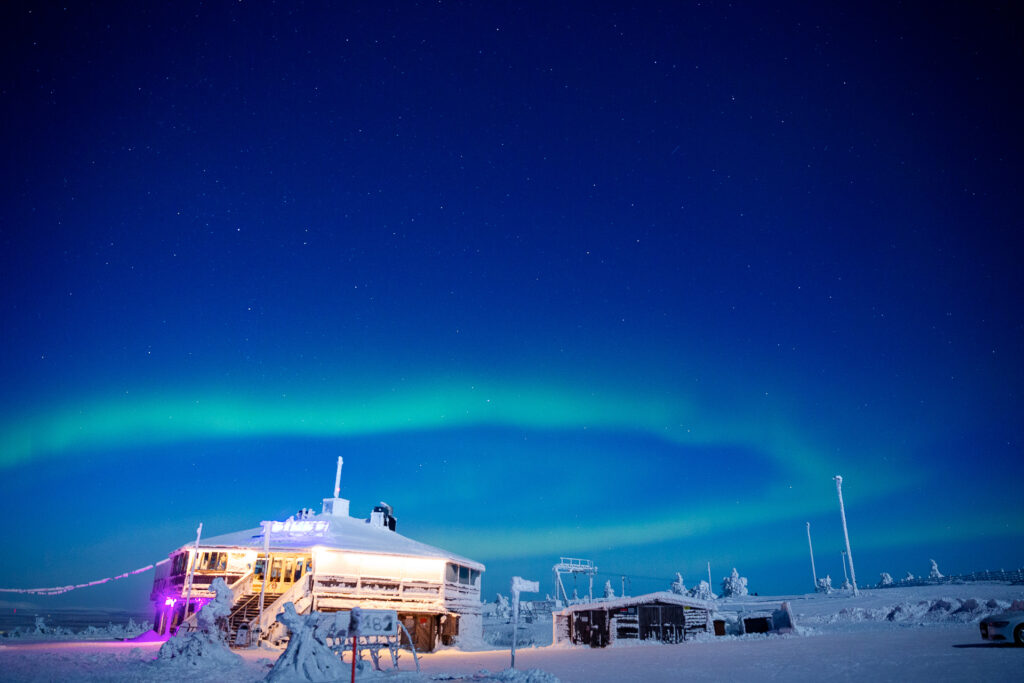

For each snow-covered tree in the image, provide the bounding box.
[928,559,944,580]
[840,579,852,591]
[494,593,511,620]
[721,568,749,598]
[816,575,833,593]
[904,571,915,581]
[878,572,893,587]
[670,572,686,595]
[688,580,717,601]
[266,604,350,682]
[571,587,580,601]
[158,578,240,668]
[603,580,615,599]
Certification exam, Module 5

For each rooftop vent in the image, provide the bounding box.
[370,502,397,532]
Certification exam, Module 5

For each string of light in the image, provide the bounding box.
[0,559,169,596]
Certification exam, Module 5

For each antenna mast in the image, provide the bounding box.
[334,456,344,498]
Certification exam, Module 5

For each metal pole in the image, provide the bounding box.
[334,456,343,498]
[183,522,203,621]
[621,575,626,598]
[841,551,849,584]
[834,475,859,596]
[510,588,519,669]
[707,561,712,591]
[806,522,818,589]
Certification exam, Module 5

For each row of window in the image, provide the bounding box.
[445,563,481,587]
[170,551,227,575]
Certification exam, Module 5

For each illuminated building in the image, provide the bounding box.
[150,460,483,651]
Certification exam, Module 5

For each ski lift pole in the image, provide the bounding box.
[834,475,858,596]
[807,522,818,589]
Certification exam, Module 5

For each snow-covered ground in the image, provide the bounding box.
[1,584,1021,681]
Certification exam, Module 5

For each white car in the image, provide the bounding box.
[979,610,1024,645]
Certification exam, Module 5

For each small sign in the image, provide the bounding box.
[314,609,398,638]
[512,577,539,593]
[262,519,330,537]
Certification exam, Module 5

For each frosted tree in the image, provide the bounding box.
[721,568,749,598]
[494,593,511,620]
[816,575,833,593]
[841,578,852,591]
[157,577,240,667]
[688,580,717,600]
[670,572,686,595]
[266,603,350,682]
[571,587,580,601]
[904,571,915,582]
[603,580,616,599]
[928,559,944,580]
[878,572,893,587]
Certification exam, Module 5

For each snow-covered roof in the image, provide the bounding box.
[556,591,711,614]
[177,507,484,571]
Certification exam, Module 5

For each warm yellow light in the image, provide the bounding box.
[315,551,444,582]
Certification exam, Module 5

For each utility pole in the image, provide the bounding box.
[806,522,818,589]
[707,561,712,591]
[834,475,858,596]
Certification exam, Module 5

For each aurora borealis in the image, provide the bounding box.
[1,2,1022,609]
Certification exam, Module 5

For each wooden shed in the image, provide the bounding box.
[553,592,712,647]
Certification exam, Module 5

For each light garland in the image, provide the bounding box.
[0,559,169,595]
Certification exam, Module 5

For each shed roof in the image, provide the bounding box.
[556,591,711,614]
[177,510,484,571]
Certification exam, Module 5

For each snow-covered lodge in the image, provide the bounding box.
[553,592,712,647]
[149,459,484,651]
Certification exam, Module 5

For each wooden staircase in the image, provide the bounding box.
[227,591,281,645]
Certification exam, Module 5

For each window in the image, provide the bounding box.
[459,566,470,584]
[254,559,265,579]
[446,563,459,583]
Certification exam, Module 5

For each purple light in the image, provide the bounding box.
[164,597,177,606]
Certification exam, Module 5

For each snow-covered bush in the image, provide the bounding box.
[603,580,615,599]
[720,568,748,598]
[670,572,686,595]
[841,579,852,591]
[688,580,717,601]
[157,577,239,668]
[878,572,893,587]
[816,575,833,593]
[929,559,944,580]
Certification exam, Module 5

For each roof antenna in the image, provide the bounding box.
[333,456,343,498]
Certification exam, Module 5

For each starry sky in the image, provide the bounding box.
[1,2,1022,611]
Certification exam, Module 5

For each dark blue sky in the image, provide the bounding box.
[1,1,1021,610]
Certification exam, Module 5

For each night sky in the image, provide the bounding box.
[1,2,1021,611]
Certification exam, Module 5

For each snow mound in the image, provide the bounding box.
[156,577,241,670]
[812,597,1012,625]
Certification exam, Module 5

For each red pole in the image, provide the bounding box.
[351,635,357,683]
